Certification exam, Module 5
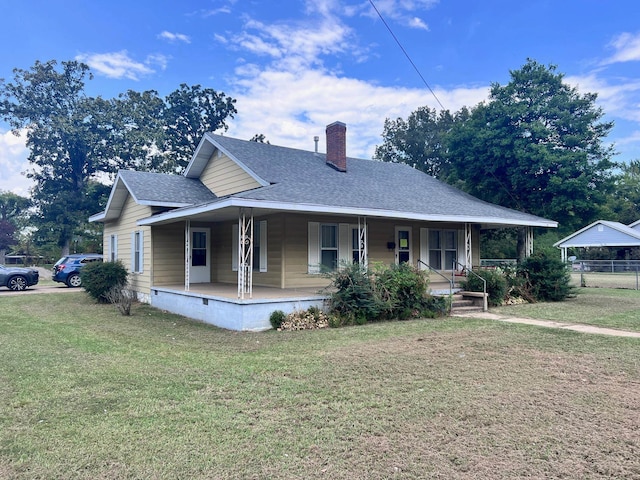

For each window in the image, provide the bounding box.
[429,230,441,269]
[427,229,457,270]
[109,234,118,262]
[192,231,207,267]
[352,228,360,264]
[131,230,144,273]
[308,222,354,274]
[320,224,338,271]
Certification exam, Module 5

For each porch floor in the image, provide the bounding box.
[153,282,328,301]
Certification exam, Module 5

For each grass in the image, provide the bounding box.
[1,291,639,479]
[493,287,640,332]
[570,271,640,290]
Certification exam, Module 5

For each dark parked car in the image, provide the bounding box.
[52,254,103,287]
[0,264,40,291]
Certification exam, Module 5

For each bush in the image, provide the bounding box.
[269,310,286,329]
[376,262,432,319]
[82,260,129,303]
[517,254,572,302]
[325,262,443,325]
[461,269,508,307]
[325,263,388,322]
[104,286,136,315]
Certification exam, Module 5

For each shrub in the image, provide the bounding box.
[104,286,136,315]
[461,269,507,307]
[82,260,129,303]
[269,310,286,329]
[517,254,572,302]
[325,262,443,325]
[325,262,388,322]
[376,262,431,319]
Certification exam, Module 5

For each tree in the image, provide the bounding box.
[605,160,640,225]
[0,60,237,255]
[374,107,463,178]
[446,59,616,235]
[0,220,16,259]
[163,84,237,172]
[0,191,31,263]
[250,133,270,144]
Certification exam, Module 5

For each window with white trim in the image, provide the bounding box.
[131,230,144,273]
[428,229,457,270]
[320,224,338,271]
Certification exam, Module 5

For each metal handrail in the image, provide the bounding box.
[454,261,488,312]
[417,260,454,313]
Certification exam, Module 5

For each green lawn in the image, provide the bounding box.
[1,291,639,479]
[493,287,640,332]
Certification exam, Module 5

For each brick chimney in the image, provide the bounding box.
[325,121,347,172]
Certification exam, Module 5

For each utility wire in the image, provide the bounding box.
[368,0,446,110]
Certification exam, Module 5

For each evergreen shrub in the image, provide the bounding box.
[461,269,508,307]
[517,254,573,302]
[325,262,444,325]
[82,260,129,303]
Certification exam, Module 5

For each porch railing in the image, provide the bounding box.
[454,261,488,312]
[417,259,454,313]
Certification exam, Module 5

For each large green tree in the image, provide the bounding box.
[0,60,237,255]
[446,59,616,234]
[374,106,466,178]
[604,159,640,225]
[0,191,31,263]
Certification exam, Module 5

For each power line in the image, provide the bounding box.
[368,0,445,110]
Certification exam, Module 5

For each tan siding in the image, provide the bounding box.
[102,195,152,296]
[280,216,480,288]
[212,216,283,288]
[199,152,260,196]
[153,224,186,285]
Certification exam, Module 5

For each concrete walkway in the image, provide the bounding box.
[452,311,640,338]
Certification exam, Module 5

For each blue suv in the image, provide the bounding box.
[52,254,103,287]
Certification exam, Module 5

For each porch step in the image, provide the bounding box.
[432,291,488,316]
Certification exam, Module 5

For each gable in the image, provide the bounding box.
[199,150,261,197]
[555,221,640,248]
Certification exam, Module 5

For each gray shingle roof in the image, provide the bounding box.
[210,134,554,225]
[119,170,217,206]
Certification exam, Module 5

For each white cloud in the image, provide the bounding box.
[408,17,429,30]
[566,73,640,123]
[603,32,640,65]
[0,129,33,196]
[158,31,191,44]
[361,0,438,29]
[75,51,155,80]
[227,67,487,159]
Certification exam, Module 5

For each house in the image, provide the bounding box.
[90,122,557,331]
[554,220,640,261]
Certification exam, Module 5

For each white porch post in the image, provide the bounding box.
[465,223,473,270]
[358,216,368,269]
[525,226,534,258]
[185,220,190,291]
[238,208,254,299]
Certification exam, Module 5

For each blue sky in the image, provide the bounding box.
[1,0,639,196]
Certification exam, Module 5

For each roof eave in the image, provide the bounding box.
[136,198,558,228]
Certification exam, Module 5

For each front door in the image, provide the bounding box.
[190,228,210,283]
[395,227,412,264]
